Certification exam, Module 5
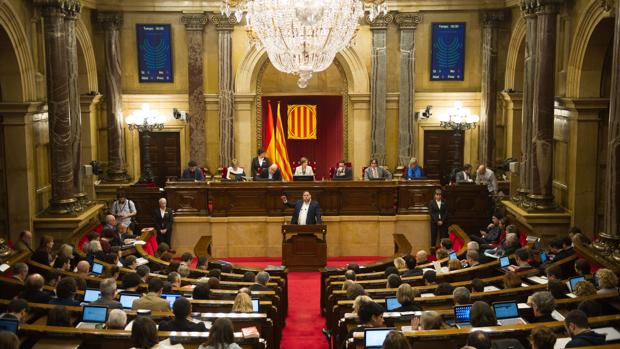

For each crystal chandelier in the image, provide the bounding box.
[438,102,480,132]
[125,104,166,132]
[221,0,388,88]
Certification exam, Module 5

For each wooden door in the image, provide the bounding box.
[423,130,464,184]
[140,131,181,188]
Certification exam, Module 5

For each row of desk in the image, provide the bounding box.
[124,180,491,235]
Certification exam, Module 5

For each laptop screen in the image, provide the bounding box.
[500,256,510,268]
[119,294,140,309]
[493,302,519,319]
[385,297,401,311]
[161,294,181,308]
[292,175,314,181]
[454,305,472,323]
[449,252,458,261]
[91,262,104,275]
[252,298,260,312]
[83,288,101,303]
[0,318,18,333]
[540,252,548,264]
[364,328,394,349]
[569,276,585,292]
[82,305,108,323]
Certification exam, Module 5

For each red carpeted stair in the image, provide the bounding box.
[223,256,384,349]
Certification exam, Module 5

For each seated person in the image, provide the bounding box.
[106,309,127,329]
[415,250,430,265]
[548,279,570,299]
[192,283,210,300]
[181,160,205,181]
[402,256,421,277]
[453,287,471,306]
[259,164,282,181]
[572,280,597,297]
[20,274,51,304]
[120,272,142,295]
[333,160,352,179]
[232,292,253,313]
[464,250,480,268]
[456,164,474,183]
[527,291,556,323]
[386,274,402,288]
[363,158,392,180]
[503,271,522,289]
[132,278,171,312]
[352,295,372,314]
[574,259,591,277]
[137,265,151,283]
[347,301,385,338]
[577,299,602,317]
[0,299,28,323]
[167,272,182,289]
[249,271,271,291]
[470,301,497,327]
[130,317,159,349]
[470,214,503,248]
[158,297,207,332]
[11,263,28,283]
[549,236,574,262]
[392,284,421,312]
[199,318,243,349]
[294,157,314,176]
[91,278,123,309]
[435,248,449,260]
[595,268,618,295]
[563,310,606,347]
[529,327,557,349]
[49,277,80,306]
[346,283,366,300]
[423,270,437,286]
[226,158,246,181]
[404,157,424,179]
[507,248,533,272]
[440,238,454,254]
[434,282,454,296]
[410,311,447,330]
[448,259,462,271]
[470,278,485,293]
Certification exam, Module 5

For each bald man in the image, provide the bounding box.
[14,230,33,253]
[20,273,51,303]
[415,250,429,265]
[475,165,498,194]
[75,260,90,290]
[260,164,282,181]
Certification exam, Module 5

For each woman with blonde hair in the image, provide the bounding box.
[226,159,245,181]
[448,259,462,271]
[393,284,421,312]
[573,280,597,297]
[394,257,406,270]
[294,157,314,176]
[596,268,619,294]
[232,291,253,312]
[352,295,373,314]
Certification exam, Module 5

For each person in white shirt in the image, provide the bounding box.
[294,157,314,176]
[280,191,322,225]
[475,165,498,193]
[428,189,448,248]
[226,159,246,181]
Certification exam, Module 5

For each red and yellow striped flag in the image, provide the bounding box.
[275,102,293,181]
[287,104,317,139]
[264,101,277,163]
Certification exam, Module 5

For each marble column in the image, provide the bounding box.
[35,0,78,215]
[212,14,236,168]
[516,1,537,204]
[395,13,422,165]
[97,12,130,182]
[367,14,393,165]
[181,14,208,166]
[64,2,86,206]
[598,0,620,259]
[526,0,561,211]
[479,10,504,167]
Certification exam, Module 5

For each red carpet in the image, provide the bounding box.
[221,256,384,349]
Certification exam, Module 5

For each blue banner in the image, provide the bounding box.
[137,24,173,82]
[431,23,466,81]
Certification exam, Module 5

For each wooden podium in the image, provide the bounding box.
[281,224,327,271]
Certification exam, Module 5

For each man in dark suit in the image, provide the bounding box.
[333,160,352,179]
[158,297,207,332]
[260,164,282,181]
[251,148,270,178]
[153,197,174,246]
[428,189,448,248]
[249,271,271,291]
[280,191,322,225]
[455,164,473,183]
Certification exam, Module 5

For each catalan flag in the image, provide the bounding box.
[264,101,277,164]
[275,102,293,181]
[287,104,317,139]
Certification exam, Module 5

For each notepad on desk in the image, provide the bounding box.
[135,257,149,266]
[483,286,500,292]
[527,276,548,284]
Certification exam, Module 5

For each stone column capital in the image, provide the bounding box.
[366,13,393,29]
[35,0,81,17]
[535,0,563,14]
[210,14,237,31]
[181,13,208,31]
[480,9,506,27]
[96,11,123,30]
[394,12,422,30]
[600,0,616,12]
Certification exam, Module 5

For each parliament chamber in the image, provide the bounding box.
[1,0,620,348]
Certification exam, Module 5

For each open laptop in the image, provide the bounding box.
[76,305,108,329]
[449,252,458,261]
[252,298,260,312]
[539,251,548,265]
[161,293,181,308]
[0,318,18,333]
[119,293,141,309]
[385,297,401,311]
[91,262,104,275]
[568,276,585,293]
[364,328,394,349]
[293,175,314,181]
[453,304,473,328]
[493,301,527,325]
[83,288,101,303]
[499,256,511,270]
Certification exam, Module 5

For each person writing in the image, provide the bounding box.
[294,157,314,176]
[280,191,322,225]
[404,157,424,179]
[333,160,352,180]
[251,148,270,178]
[456,164,473,183]
[226,159,246,181]
[260,164,282,181]
[181,160,205,181]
